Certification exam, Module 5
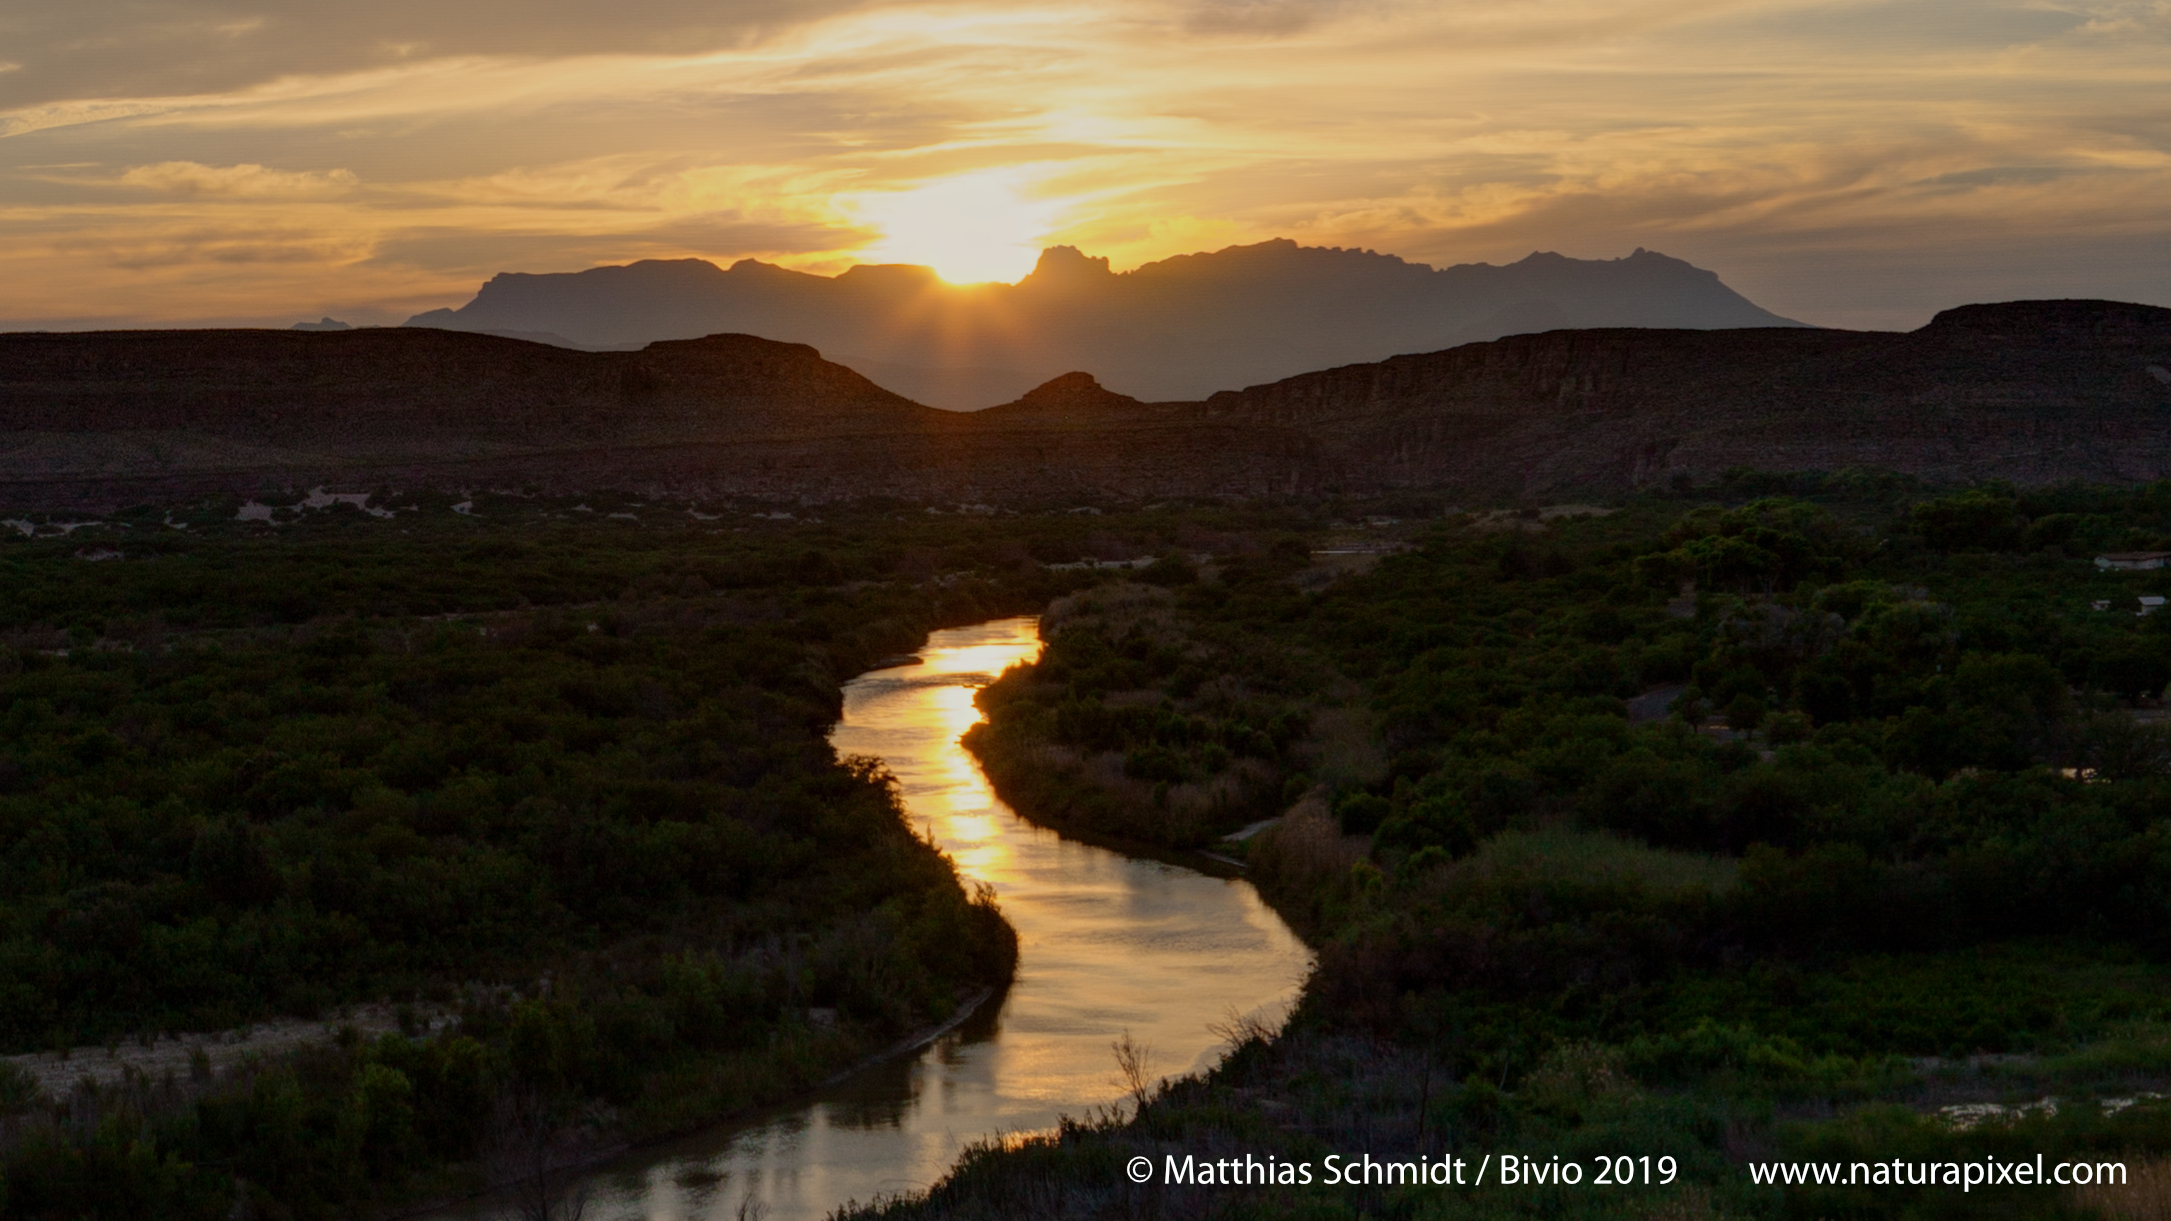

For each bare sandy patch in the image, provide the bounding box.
[5,1004,451,1098]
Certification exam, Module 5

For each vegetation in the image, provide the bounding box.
[853,476,2171,1220]
[0,493,1097,1218]
[17,476,2171,1218]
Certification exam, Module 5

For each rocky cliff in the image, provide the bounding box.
[1171,299,2171,494]
[0,328,976,504]
[2,299,2166,509]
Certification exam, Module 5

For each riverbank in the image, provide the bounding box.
[435,616,1308,1221]
[846,490,2171,1221]
[386,983,1002,1220]
[0,507,1035,1221]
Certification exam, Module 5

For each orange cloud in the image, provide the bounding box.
[117,161,359,199]
[0,0,2161,329]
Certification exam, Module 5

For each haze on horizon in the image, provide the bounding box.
[0,0,2165,335]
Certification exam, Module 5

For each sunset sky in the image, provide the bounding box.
[1,0,2165,332]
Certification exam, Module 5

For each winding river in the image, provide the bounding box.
[448,616,1312,1221]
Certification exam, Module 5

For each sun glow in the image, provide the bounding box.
[846,168,1066,284]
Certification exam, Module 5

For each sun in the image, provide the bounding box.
[847,169,1064,285]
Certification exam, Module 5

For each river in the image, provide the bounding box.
[443,616,1312,1220]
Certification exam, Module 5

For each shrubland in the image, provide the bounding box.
[0,492,1265,1219]
[853,475,2171,1220]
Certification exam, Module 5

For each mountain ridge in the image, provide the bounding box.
[404,240,1803,407]
[3,299,2166,510]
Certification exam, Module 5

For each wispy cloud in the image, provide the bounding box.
[116,161,359,198]
[0,0,2163,328]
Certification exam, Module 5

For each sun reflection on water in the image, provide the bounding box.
[443,615,1310,1221]
[866,632,1040,866]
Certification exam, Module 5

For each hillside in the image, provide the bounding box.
[1175,299,2171,493]
[901,298,2171,500]
[2,299,2167,509]
[0,327,978,504]
[404,242,1803,406]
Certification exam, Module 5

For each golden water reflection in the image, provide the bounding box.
[447,617,1313,1221]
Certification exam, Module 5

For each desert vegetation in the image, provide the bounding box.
[14,474,2171,1217]
[0,495,1086,1218]
[854,473,2171,1219]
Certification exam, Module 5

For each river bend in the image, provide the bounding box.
[449,616,1312,1220]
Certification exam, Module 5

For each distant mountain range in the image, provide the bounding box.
[5,300,2168,509]
[403,241,1804,407]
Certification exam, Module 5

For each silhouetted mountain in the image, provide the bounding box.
[403,241,1803,406]
[0,328,972,504]
[979,371,1146,419]
[5,300,2165,509]
[1169,299,2171,495]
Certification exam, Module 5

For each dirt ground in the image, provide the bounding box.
[5,1004,454,1098]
